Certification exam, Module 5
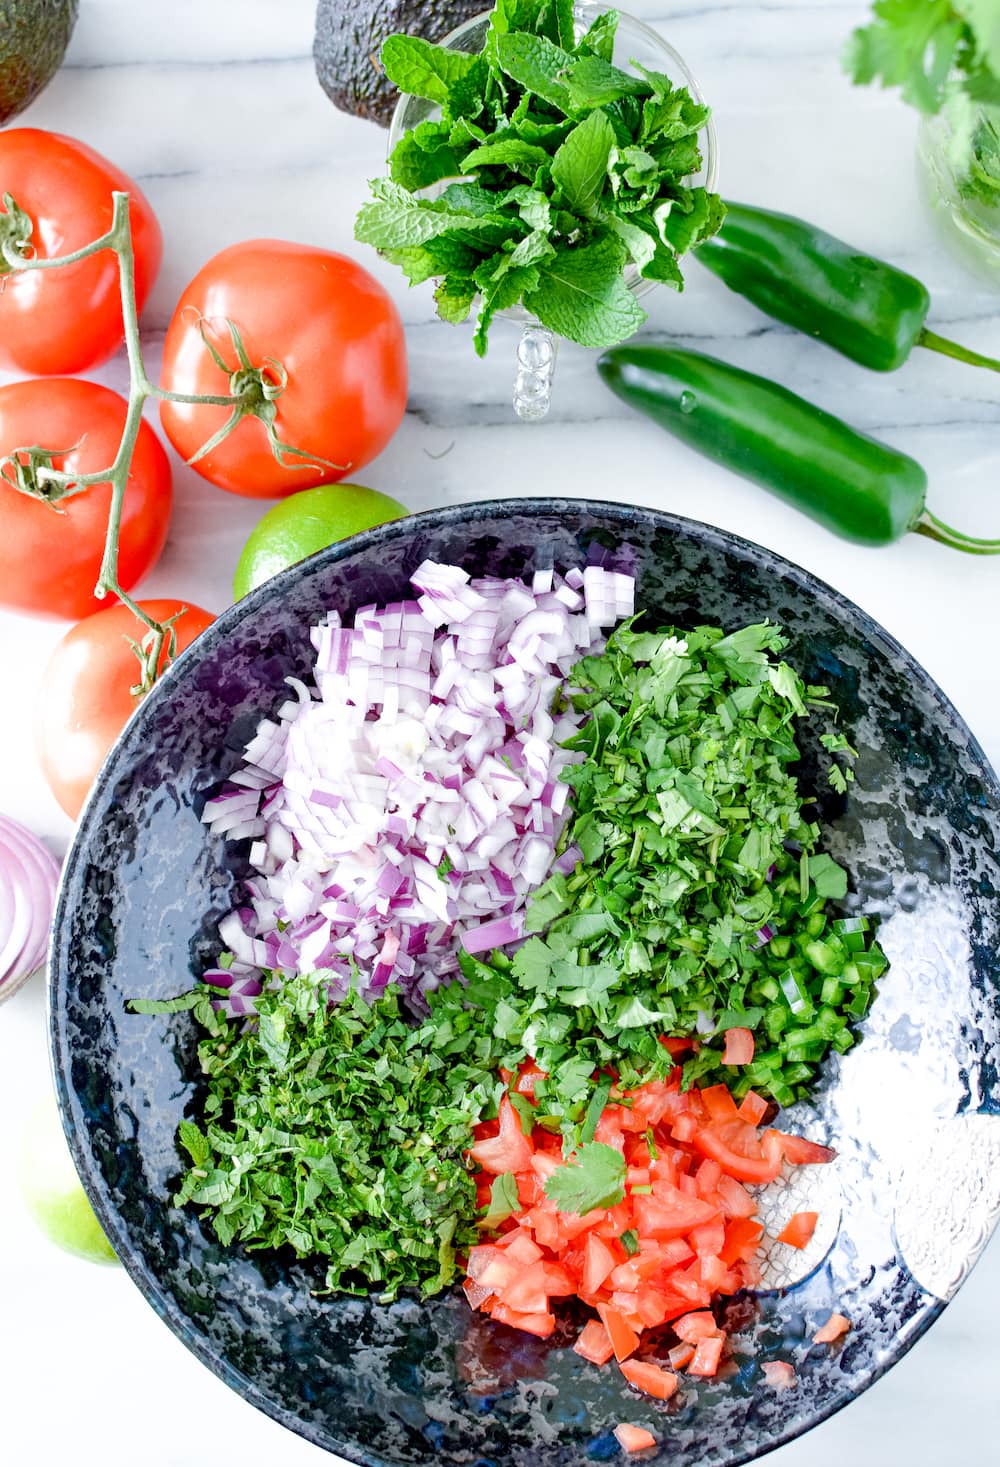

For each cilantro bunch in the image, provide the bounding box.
[845,1,1000,209]
[355,0,724,355]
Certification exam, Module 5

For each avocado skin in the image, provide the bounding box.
[0,0,78,124]
[314,0,483,128]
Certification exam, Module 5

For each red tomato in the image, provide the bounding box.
[36,598,214,818]
[722,1027,755,1066]
[613,1424,657,1455]
[0,130,162,375]
[573,1320,614,1366]
[158,241,407,498]
[812,1312,850,1344]
[771,1131,837,1167]
[468,1096,533,1176]
[0,379,172,619]
[618,1359,678,1400]
[776,1211,819,1249]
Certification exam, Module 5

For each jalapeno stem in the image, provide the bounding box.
[914,510,1000,555]
[918,328,1000,377]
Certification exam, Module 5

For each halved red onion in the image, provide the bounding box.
[0,815,61,1004]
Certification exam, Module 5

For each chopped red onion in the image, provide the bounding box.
[202,562,634,1005]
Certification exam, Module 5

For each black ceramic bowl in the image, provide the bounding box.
[51,500,1000,1467]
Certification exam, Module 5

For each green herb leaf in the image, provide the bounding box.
[524,235,647,348]
[807,853,849,900]
[552,108,617,214]
[482,1171,521,1228]
[381,34,481,105]
[544,1141,626,1214]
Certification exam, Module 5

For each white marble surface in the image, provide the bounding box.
[1,0,998,1463]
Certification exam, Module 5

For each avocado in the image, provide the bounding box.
[0,0,78,124]
[314,0,483,128]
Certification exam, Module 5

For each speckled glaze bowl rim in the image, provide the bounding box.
[48,497,1000,1467]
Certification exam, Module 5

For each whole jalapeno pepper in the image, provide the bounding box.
[698,202,1000,377]
[597,343,999,555]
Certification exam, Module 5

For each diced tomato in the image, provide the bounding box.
[660,1036,691,1056]
[772,1131,837,1167]
[736,1090,770,1126]
[653,1237,696,1271]
[501,1262,551,1314]
[515,1060,546,1096]
[516,1171,544,1207]
[703,1254,733,1291]
[671,1113,699,1143]
[634,1190,718,1240]
[502,1231,544,1267]
[619,1359,678,1400]
[614,1424,657,1455]
[462,1278,494,1310]
[574,1319,615,1366]
[812,1312,851,1344]
[761,1360,796,1390]
[634,1286,670,1329]
[667,1265,712,1306]
[777,1211,819,1249]
[594,1203,633,1239]
[560,1207,608,1241]
[715,1173,758,1219]
[677,1173,699,1197]
[469,1096,533,1175]
[694,1158,722,1197]
[668,1342,696,1370]
[700,1084,740,1122]
[610,1255,661,1291]
[689,1216,726,1258]
[720,1217,765,1266]
[629,1079,676,1127]
[489,1303,555,1337]
[594,1108,627,1150]
[627,1166,652,1188]
[467,1245,506,1282]
[529,1151,561,1181]
[597,1302,640,1362]
[693,1121,781,1184]
[478,1253,523,1295]
[673,1310,720,1343]
[541,1262,576,1297]
[688,1335,725,1377]
[722,1028,755,1066]
[582,1233,618,1294]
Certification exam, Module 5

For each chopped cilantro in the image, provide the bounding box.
[544,1142,626,1214]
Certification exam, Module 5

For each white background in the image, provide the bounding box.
[1,1,998,1463]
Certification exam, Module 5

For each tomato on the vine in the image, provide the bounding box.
[0,379,173,620]
[0,129,162,375]
[36,599,215,819]
[158,240,408,498]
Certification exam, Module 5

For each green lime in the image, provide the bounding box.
[233,483,409,600]
[18,1093,119,1265]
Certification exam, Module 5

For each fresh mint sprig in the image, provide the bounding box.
[355,0,723,355]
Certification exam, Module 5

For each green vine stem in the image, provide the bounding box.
[0,188,341,694]
[0,190,246,691]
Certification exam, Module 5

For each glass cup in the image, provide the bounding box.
[386,2,719,420]
[917,90,1000,286]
